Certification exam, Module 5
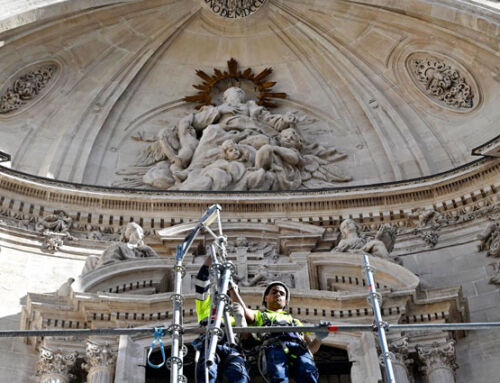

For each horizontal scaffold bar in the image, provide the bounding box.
[2,322,500,338]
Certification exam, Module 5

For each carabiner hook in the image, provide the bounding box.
[147,328,166,368]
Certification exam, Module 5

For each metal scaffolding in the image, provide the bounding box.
[6,204,500,383]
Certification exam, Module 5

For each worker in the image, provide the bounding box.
[194,255,249,383]
[229,280,329,383]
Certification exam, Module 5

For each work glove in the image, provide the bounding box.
[231,303,247,327]
[316,320,332,341]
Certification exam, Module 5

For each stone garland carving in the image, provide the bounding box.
[405,203,498,248]
[35,210,76,254]
[204,0,266,18]
[417,341,458,381]
[36,347,78,383]
[408,208,446,248]
[115,86,351,191]
[81,222,159,274]
[477,221,500,285]
[407,53,475,111]
[0,64,57,114]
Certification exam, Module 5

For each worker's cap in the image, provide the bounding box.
[262,281,290,307]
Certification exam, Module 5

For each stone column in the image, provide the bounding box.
[36,347,77,383]
[389,337,412,383]
[417,340,457,383]
[84,341,116,383]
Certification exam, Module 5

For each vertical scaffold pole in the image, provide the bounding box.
[169,245,186,382]
[363,254,397,383]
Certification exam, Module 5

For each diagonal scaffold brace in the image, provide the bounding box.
[169,204,222,383]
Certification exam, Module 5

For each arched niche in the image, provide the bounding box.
[73,258,174,294]
[308,252,420,292]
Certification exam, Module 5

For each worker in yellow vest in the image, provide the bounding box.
[194,255,249,383]
[229,281,328,383]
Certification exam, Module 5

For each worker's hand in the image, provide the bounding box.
[228,280,239,293]
[231,303,247,327]
[316,320,332,341]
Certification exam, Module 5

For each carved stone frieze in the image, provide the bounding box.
[407,53,477,111]
[36,347,78,383]
[0,64,57,114]
[203,0,267,18]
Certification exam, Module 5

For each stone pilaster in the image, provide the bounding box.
[389,337,413,383]
[418,340,458,383]
[83,341,116,383]
[36,347,77,383]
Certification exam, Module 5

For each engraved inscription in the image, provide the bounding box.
[204,0,266,18]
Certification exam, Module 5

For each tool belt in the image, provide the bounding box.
[262,336,308,352]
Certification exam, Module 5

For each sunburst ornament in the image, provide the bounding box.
[183,58,286,109]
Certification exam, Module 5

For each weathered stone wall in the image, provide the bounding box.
[0,243,84,383]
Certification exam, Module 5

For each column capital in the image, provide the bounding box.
[417,340,458,376]
[389,337,412,367]
[36,347,78,382]
[84,340,116,370]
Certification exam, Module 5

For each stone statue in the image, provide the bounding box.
[334,219,399,261]
[335,219,366,252]
[56,278,75,297]
[116,86,351,191]
[362,224,397,258]
[82,223,158,274]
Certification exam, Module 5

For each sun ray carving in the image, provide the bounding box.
[183,58,286,109]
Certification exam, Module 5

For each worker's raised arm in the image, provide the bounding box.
[228,282,255,324]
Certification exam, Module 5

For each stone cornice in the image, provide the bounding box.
[0,159,498,222]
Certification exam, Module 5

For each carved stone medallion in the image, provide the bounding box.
[0,63,58,114]
[203,0,267,18]
[406,52,478,111]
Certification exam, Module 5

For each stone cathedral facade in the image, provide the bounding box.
[0,1,499,382]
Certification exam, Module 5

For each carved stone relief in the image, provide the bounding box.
[406,52,477,111]
[203,0,267,18]
[0,63,57,114]
[115,86,351,191]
